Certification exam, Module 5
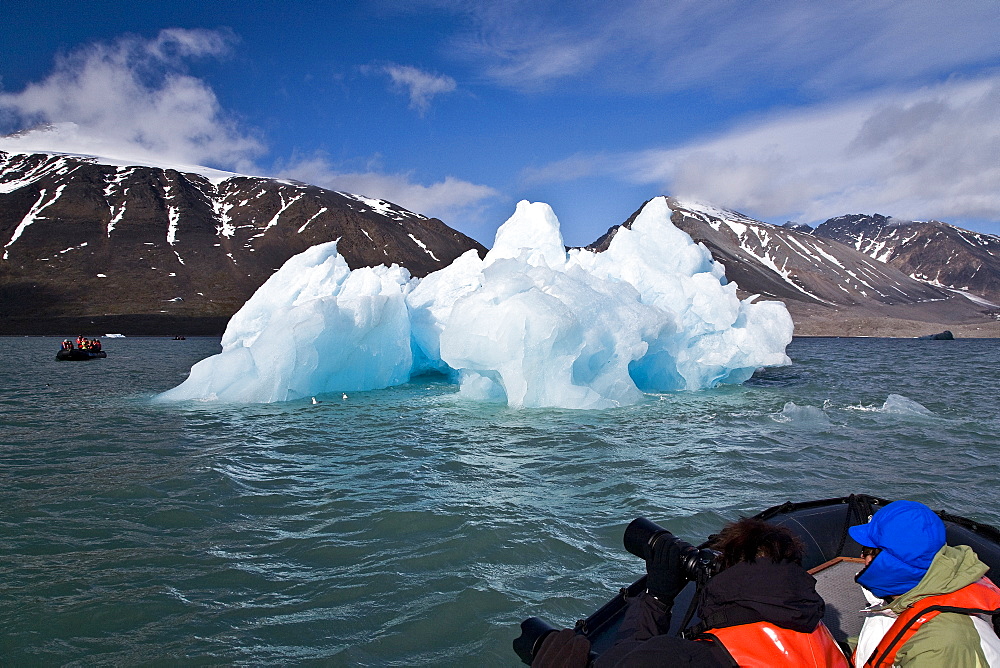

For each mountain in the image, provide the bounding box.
[590,199,1000,337]
[3,138,998,338]
[0,149,486,334]
[812,214,1000,305]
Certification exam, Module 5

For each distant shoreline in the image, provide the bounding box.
[0,315,230,337]
[790,316,1000,339]
[2,313,998,338]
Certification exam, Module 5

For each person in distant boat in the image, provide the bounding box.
[532,518,848,667]
[849,500,1000,667]
[61,339,73,350]
[76,335,85,348]
[92,338,101,352]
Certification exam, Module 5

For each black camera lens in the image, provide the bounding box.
[623,517,722,582]
[623,516,673,560]
[513,617,557,665]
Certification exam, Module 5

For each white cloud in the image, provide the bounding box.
[278,155,500,225]
[0,28,263,172]
[442,0,612,90]
[439,0,1000,94]
[519,152,609,185]
[623,76,1000,223]
[383,64,456,114]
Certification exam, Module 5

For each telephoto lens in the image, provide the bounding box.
[623,516,674,560]
[513,617,557,665]
[623,517,722,581]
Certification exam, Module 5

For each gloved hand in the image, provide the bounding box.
[645,538,684,604]
[531,628,591,668]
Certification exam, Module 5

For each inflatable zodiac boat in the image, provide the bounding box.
[55,348,107,361]
[514,494,1000,664]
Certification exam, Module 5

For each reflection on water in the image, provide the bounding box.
[1,336,998,665]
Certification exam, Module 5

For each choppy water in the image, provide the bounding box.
[1,336,998,665]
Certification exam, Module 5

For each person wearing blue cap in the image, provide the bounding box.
[849,500,1000,667]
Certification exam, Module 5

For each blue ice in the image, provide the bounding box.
[155,197,794,408]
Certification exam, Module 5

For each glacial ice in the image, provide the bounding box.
[773,402,833,427]
[881,394,934,417]
[845,394,935,417]
[155,197,794,408]
[156,244,414,403]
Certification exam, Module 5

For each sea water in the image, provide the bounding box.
[1,336,998,665]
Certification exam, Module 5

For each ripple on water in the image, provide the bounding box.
[1,336,999,665]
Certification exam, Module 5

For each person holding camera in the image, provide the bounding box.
[849,500,1000,667]
[532,517,847,667]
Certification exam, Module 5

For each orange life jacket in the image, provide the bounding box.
[704,620,849,667]
[861,577,1000,668]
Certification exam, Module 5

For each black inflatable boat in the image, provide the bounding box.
[55,348,107,361]
[514,494,1000,664]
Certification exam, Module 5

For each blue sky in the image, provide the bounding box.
[1,1,999,246]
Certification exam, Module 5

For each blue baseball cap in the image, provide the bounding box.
[849,500,946,597]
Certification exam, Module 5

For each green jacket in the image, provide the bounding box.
[865,544,995,667]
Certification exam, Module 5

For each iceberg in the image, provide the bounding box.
[155,197,794,408]
[155,244,413,403]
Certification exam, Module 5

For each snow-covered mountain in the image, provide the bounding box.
[589,198,999,336]
[0,147,485,331]
[812,214,1000,305]
[2,134,997,337]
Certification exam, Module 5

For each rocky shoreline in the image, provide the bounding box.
[3,309,998,338]
[0,315,231,337]
[786,301,1000,338]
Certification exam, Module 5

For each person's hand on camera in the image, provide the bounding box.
[531,628,591,668]
[645,539,684,605]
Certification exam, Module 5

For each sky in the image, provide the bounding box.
[1,0,999,246]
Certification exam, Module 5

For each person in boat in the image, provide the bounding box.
[849,500,1000,667]
[92,338,101,352]
[532,517,848,667]
[61,339,73,350]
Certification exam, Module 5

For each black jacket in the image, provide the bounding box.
[594,559,826,668]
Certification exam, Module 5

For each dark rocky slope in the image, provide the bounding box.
[590,199,1000,337]
[813,214,1000,306]
[0,151,485,334]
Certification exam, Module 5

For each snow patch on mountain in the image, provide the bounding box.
[338,191,426,222]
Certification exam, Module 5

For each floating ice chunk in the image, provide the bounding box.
[156,197,794,408]
[440,257,665,408]
[433,201,666,407]
[846,394,935,416]
[154,241,413,402]
[570,197,792,391]
[773,402,832,426]
[881,394,933,416]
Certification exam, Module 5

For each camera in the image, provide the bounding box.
[513,617,557,665]
[623,517,722,581]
